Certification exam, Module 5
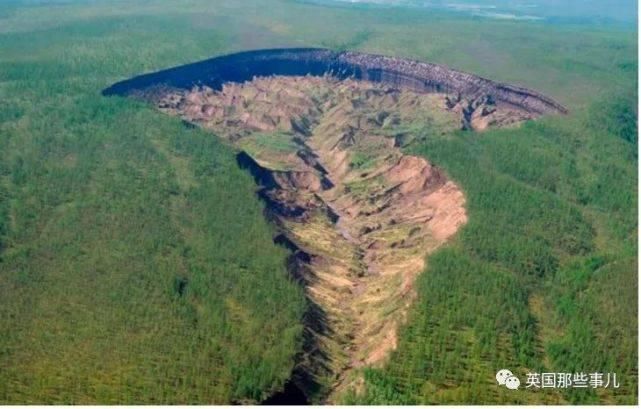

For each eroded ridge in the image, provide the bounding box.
[142,76,467,400]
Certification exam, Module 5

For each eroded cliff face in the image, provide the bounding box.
[104,48,567,120]
[104,49,565,402]
[140,76,467,401]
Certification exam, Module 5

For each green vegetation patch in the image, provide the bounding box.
[236,131,301,171]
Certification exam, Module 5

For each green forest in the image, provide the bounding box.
[345,96,638,404]
[0,0,637,404]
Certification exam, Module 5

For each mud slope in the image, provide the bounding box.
[145,76,467,401]
[104,49,565,402]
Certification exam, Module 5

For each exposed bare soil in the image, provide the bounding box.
[144,75,517,400]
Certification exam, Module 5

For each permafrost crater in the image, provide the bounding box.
[104,48,566,403]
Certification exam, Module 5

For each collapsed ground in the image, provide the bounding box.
[141,75,542,401]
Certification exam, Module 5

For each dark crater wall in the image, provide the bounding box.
[103,48,567,116]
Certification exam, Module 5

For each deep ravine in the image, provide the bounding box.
[103,48,566,403]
